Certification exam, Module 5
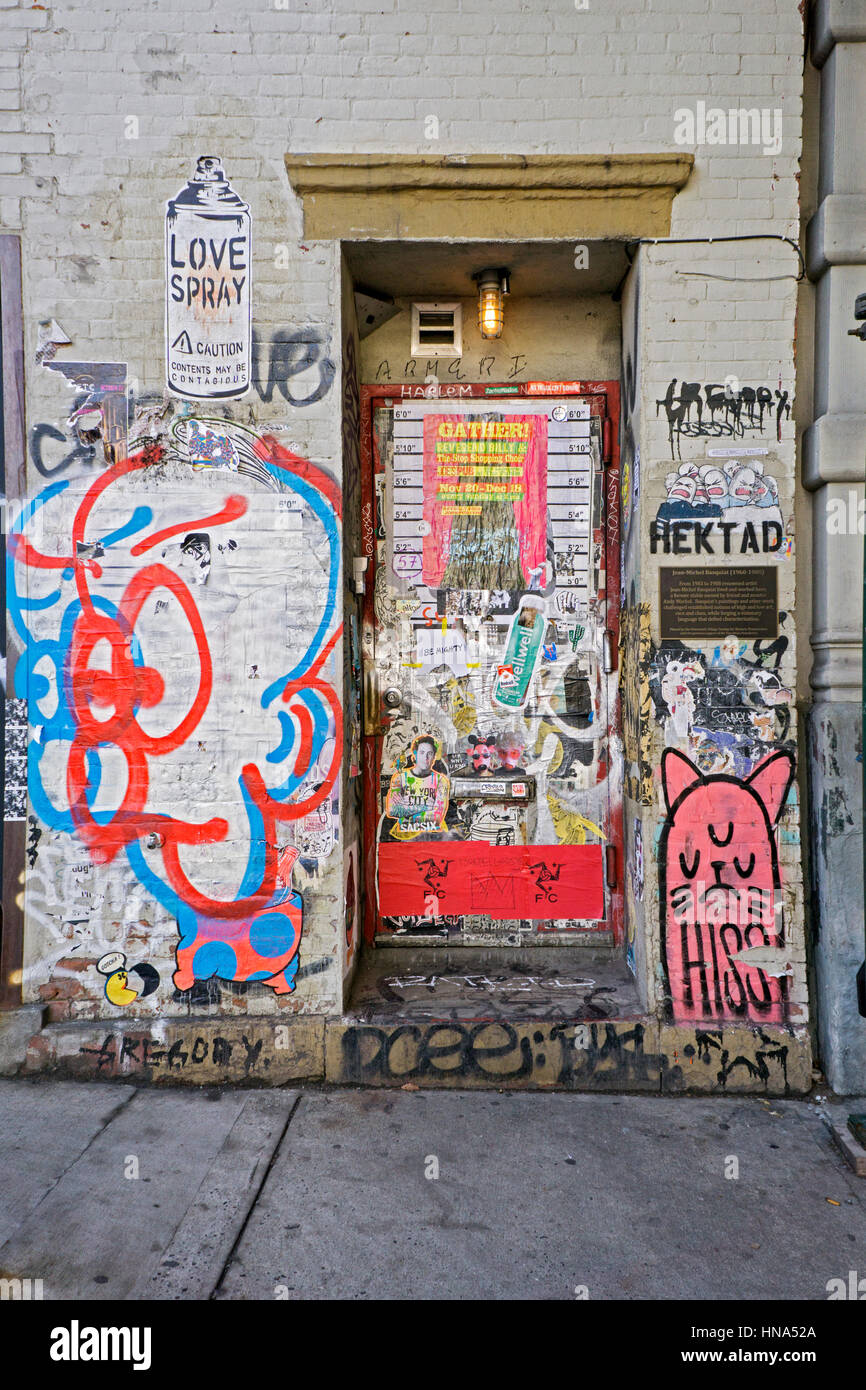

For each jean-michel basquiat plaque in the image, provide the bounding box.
[659,567,778,642]
[166,156,252,399]
[372,396,613,944]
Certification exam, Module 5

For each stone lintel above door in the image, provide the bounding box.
[284,153,694,241]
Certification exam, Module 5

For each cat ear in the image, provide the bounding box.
[661,748,702,813]
[746,751,795,825]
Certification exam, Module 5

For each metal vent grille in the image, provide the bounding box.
[410,301,462,357]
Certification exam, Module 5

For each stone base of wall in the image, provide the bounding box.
[0,1005,45,1074]
[18,1016,326,1087]
[808,703,866,1096]
[326,1019,811,1094]
[4,1010,812,1095]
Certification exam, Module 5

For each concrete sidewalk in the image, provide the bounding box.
[0,1079,864,1301]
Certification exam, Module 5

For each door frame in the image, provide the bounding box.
[358,379,623,949]
[0,236,25,1009]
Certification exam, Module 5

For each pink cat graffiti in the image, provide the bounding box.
[660,748,795,1024]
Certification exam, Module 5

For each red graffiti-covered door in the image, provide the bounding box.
[360,383,622,947]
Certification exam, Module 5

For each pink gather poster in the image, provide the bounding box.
[421,413,547,590]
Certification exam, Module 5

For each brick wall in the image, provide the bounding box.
[1,0,806,1028]
[627,238,804,1028]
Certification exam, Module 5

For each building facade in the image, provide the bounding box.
[0,0,862,1093]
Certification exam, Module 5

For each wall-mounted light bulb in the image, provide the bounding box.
[473,269,509,340]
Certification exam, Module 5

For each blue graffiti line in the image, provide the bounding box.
[222,462,340,907]
[266,688,332,802]
[259,464,339,706]
[16,588,62,613]
[265,710,296,765]
[99,508,153,549]
[9,486,150,838]
[7,481,70,645]
[24,596,144,837]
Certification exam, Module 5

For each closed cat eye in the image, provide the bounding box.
[734,854,755,877]
[679,850,700,878]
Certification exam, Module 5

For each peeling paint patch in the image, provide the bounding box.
[732,945,791,977]
[823,786,854,839]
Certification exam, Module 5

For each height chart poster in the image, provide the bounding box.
[421,414,547,590]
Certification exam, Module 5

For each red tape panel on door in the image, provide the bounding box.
[378,843,604,921]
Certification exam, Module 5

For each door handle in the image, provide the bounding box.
[363,668,404,734]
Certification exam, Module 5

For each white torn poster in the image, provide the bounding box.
[416,627,469,675]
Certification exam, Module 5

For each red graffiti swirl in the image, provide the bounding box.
[16,443,344,919]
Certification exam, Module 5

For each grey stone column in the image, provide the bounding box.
[804,0,866,1093]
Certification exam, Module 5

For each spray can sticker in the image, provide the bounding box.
[166,156,251,399]
[492,598,546,710]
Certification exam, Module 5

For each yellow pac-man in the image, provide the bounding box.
[104,969,139,1008]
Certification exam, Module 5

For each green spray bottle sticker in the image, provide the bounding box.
[493,600,546,710]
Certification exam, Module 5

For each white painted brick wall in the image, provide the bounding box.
[634,239,804,1021]
[0,0,806,1024]
[2,0,804,243]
